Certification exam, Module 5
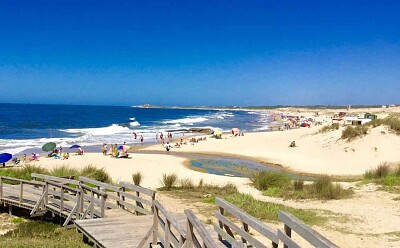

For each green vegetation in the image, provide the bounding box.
[80,165,111,183]
[159,175,237,200]
[0,219,90,248]
[319,123,339,133]
[132,171,143,185]
[364,163,400,193]
[0,164,48,180]
[250,172,352,200]
[365,114,400,134]
[223,193,328,225]
[50,165,80,178]
[250,171,291,191]
[161,173,178,190]
[340,114,400,141]
[341,125,368,141]
[0,164,112,183]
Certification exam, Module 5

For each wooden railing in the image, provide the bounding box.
[152,200,186,248]
[79,176,120,210]
[0,176,45,209]
[119,181,155,215]
[215,198,279,248]
[0,174,339,248]
[184,209,221,248]
[278,211,339,248]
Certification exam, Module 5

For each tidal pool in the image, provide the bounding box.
[188,156,315,180]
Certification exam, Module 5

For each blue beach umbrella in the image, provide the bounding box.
[0,153,12,163]
[70,145,81,149]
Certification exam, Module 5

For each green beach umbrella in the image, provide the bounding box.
[42,142,56,152]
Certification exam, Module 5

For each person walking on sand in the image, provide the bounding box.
[102,143,107,155]
[165,142,171,152]
[59,146,63,156]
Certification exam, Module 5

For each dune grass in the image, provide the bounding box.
[223,193,328,225]
[0,164,112,183]
[49,165,80,178]
[365,114,400,134]
[250,171,291,191]
[341,125,368,141]
[319,123,340,133]
[132,171,143,185]
[363,163,400,193]
[250,171,352,200]
[160,173,178,190]
[340,114,400,142]
[159,174,237,201]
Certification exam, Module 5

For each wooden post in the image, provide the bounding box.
[0,177,3,199]
[218,206,224,241]
[283,224,291,248]
[79,183,84,218]
[165,219,171,248]
[100,193,106,218]
[19,182,23,205]
[186,218,194,248]
[90,191,94,219]
[44,182,49,205]
[60,186,64,216]
[241,222,249,244]
[152,204,158,246]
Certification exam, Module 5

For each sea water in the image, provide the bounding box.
[0,103,275,155]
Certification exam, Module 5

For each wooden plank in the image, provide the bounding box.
[31,173,80,185]
[154,201,186,237]
[215,198,279,244]
[213,223,237,245]
[185,209,221,248]
[79,176,121,192]
[119,181,156,197]
[80,184,108,196]
[215,212,267,248]
[0,176,44,186]
[277,230,301,248]
[119,200,152,215]
[75,214,154,248]
[278,211,339,248]
[119,191,152,206]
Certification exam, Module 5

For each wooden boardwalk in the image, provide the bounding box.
[0,173,339,248]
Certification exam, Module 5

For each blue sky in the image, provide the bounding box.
[0,0,399,106]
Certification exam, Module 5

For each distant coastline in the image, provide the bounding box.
[132,103,397,111]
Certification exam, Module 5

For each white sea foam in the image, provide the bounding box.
[61,124,131,136]
[130,121,140,127]
[162,117,208,125]
[254,126,270,131]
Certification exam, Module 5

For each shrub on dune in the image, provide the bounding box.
[80,164,111,183]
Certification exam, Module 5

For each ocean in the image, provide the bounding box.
[0,103,274,155]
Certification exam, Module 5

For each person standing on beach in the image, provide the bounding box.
[102,143,107,155]
[165,142,171,152]
[156,132,158,141]
[59,146,62,156]
[140,135,144,144]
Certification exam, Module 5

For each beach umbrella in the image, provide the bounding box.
[213,130,222,135]
[117,145,130,150]
[70,144,81,149]
[0,153,12,163]
[42,142,56,152]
